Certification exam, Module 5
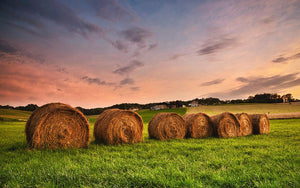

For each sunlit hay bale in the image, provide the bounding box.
[235,113,253,136]
[249,114,270,134]
[211,112,240,138]
[183,113,214,138]
[148,112,186,140]
[94,109,143,145]
[25,103,90,149]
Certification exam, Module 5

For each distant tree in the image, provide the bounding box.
[202,97,221,105]
[1,92,298,114]
[76,107,104,115]
[15,104,38,111]
[252,93,282,103]
[230,99,245,104]
[0,105,14,109]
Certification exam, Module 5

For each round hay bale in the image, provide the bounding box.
[211,112,240,138]
[148,112,186,140]
[25,103,90,149]
[183,113,213,138]
[235,113,253,136]
[249,114,270,134]
[94,109,143,145]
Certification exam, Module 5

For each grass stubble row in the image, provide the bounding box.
[25,103,270,149]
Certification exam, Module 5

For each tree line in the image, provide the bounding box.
[0,93,297,115]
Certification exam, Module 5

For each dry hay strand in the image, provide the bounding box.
[235,113,253,136]
[94,109,143,145]
[249,114,270,134]
[183,113,213,138]
[148,112,186,140]
[211,112,240,138]
[25,103,90,149]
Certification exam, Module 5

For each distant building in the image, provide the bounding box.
[189,101,199,107]
[150,104,168,110]
[171,105,177,109]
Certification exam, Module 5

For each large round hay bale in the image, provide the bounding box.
[25,103,90,149]
[148,112,186,140]
[94,109,143,145]
[249,114,270,134]
[183,113,213,138]
[235,113,253,136]
[211,112,240,138]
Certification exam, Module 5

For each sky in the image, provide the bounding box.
[0,0,300,108]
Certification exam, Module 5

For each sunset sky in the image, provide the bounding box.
[1,0,300,108]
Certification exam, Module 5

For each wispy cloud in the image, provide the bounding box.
[272,52,300,63]
[121,27,153,47]
[111,40,128,53]
[260,17,275,25]
[148,43,158,51]
[0,0,103,38]
[88,0,138,23]
[201,78,225,86]
[113,60,144,75]
[56,67,68,74]
[197,37,237,55]
[120,78,134,85]
[0,61,66,105]
[209,73,300,98]
[82,76,115,86]
[130,87,140,91]
[0,39,18,54]
[168,53,188,61]
[111,26,155,55]
[0,21,47,38]
[0,81,27,93]
[0,39,45,63]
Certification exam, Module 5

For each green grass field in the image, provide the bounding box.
[0,106,299,187]
[0,109,31,122]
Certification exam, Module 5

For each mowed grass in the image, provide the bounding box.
[0,107,299,187]
[87,108,187,125]
[0,109,31,122]
[188,103,300,115]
